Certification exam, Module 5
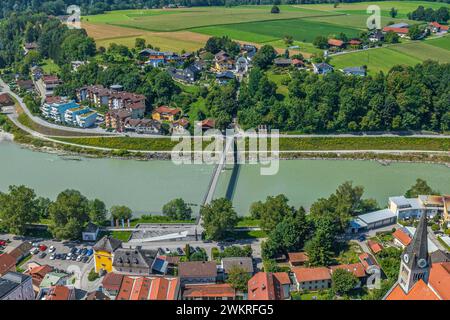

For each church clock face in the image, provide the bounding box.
[418,258,427,268]
[403,254,409,264]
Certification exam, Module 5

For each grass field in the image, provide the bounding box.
[331,36,450,75]
[192,18,361,44]
[83,6,336,32]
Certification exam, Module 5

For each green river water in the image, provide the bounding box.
[1,141,449,215]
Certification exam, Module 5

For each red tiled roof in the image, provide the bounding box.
[428,262,450,300]
[291,59,304,65]
[45,286,74,300]
[248,272,289,300]
[44,96,65,104]
[386,280,439,300]
[368,240,383,254]
[273,272,291,285]
[383,27,409,34]
[330,263,366,278]
[0,253,16,275]
[328,39,344,47]
[429,22,448,30]
[292,267,331,282]
[393,229,412,246]
[288,252,309,264]
[102,272,124,292]
[358,253,379,271]
[116,276,179,300]
[153,105,181,115]
[183,283,236,298]
[178,261,217,278]
[200,118,215,129]
[349,39,362,45]
[0,93,14,105]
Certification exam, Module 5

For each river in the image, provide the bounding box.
[1,141,450,216]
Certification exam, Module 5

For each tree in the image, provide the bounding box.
[36,197,52,220]
[162,198,192,220]
[390,7,398,18]
[271,5,280,14]
[405,179,439,198]
[135,38,146,50]
[408,25,423,40]
[201,198,238,240]
[110,205,133,221]
[0,185,39,235]
[227,266,251,292]
[48,190,90,240]
[313,35,329,49]
[384,31,400,44]
[253,194,296,232]
[252,45,276,69]
[283,35,294,46]
[88,199,107,225]
[331,269,358,296]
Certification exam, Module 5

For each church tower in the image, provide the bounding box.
[398,212,432,293]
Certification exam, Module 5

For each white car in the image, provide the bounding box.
[48,246,56,253]
[50,253,56,260]
[30,248,39,255]
[66,253,72,260]
[76,255,83,262]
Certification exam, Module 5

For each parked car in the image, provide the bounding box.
[30,248,39,255]
[50,253,56,260]
[85,249,93,257]
[48,246,56,253]
[66,253,72,260]
[70,247,77,254]
[157,248,164,255]
[60,253,67,260]
[80,248,87,256]
[38,252,46,259]
[0,240,7,246]
[177,248,184,255]
[82,256,89,263]
[76,255,83,262]
[165,248,171,254]
[71,254,77,261]
[39,245,47,252]
[358,235,366,242]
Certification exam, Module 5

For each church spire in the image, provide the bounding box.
[398,212,431,293]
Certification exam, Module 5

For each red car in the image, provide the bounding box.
[39,245,47,252]
[0,240,6,246]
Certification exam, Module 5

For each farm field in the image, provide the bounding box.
[426,36,450,51]
[83,6,336,32]
[331,36,450,75]
[192,18,361,44]
[295,1,450,19]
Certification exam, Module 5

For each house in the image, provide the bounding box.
[123,118,161,134]
[369,29,384,42]
[25,264,53,292]
[274,58,292,67]
[41,100,78,122]
[393,228,412,248]
[109,91,146,118]
[385,213,450,300]
[38,285,76,300]
[112,248,158,275]
[16,79,34,91]
[105,109,132,132]
[292,59,305,69]
[342,66,366,76]
[82,222,100,241]
[292,267,331,291]
[288,252,309,267]
[382,23,410,37]
[330,263,367,287]
[240,44,257,60]
[86,289,111,300]
[38,75,61,97]
[172,118,190,133]
[0,93,14,107]
[348,39,362,46]
[429,22,449,33]
[183,283,236,300]
[93,236,123,273]
[216,70,235,84]
[64,106,97,128]
[8,242,32,264]
[235,56,249,74]
[220,257,254,280]
[39,271,69,289]
[168,65,201,84]
[198,118,216,131]
[71,60,86,71]
[328,38,345,48]
[248,272,291,300]
[0,272,34,300]
[359,252,380,275]
[152,106,182,122]
[178,261,217,285]
[213,50,235,72]
[140,49,180,67]
[367,240,383,254]
[116,275,180,300]
[101,272,124,297]
[24,42,38,51]
[151,256,170,275]
[76,85,110,107]
[347,208,397,233]
[0,254,16,276]
[312,62,333,75]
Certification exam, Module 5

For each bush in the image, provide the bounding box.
[88,269,100,282]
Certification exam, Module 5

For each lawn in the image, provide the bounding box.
[40,59,60,74]
[266,70,290,97]
[278,137,450,152]
[388,40,450,63]
[192,18,361,44]
[84,6,337,32]
[426,35,450,51]
[331,46,422,75]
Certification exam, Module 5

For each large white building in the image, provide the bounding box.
[349,195,450,233]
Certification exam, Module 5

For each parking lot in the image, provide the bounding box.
[1,233,94,273]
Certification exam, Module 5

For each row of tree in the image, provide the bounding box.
[407,6,449,23]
